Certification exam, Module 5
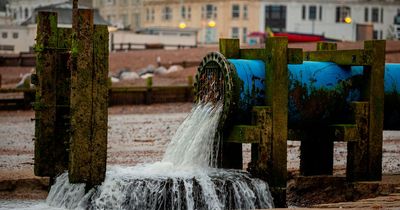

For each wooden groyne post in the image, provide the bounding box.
[33,8,109,187]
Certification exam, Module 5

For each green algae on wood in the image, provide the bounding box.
[34,12,58,177]
[69,9,95,184]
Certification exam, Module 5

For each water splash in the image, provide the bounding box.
[46,103,274,209]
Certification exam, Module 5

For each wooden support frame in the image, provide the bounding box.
[302,40,386,181]
[219,38,294,207]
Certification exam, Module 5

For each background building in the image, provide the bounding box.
[0,0,101,54]
[92,0,142,30]
[259,0,400,40]
[4,0,92,25]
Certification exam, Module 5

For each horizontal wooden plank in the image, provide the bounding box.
[225,125,260,143]
[239,49,266,60]
[239,48,302,64]
[304,49,372,65]
[329,124,360,142]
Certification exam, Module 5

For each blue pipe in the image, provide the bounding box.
[227,59,400,129]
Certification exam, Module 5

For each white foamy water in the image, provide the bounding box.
[14,103,274,210]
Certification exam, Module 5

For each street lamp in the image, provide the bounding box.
[344,16,352,24]
[207,20,216,28]
[179,21,187,29]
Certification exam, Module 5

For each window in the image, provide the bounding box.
[372,8,379,22]
[319,6,322,20]
[151,8,155,21]
[243,5,248,19]
[162,6,172,21]
[242,27,247,43]
[0,45,14,51]
[373,30,378,39]
[24,8,28,19]
[231,27,239,38]
[380,8,383,23]
[380,30,383,39]
[335,6,351,23]
[121,14,128,26]
[265,5,287,31]
[134,13,140,28]
[2,32,7,39]
[203,4,217,19]
[364,8,369,22]
[188,6,191,19]
[12,32,18,39]
[146,8,150,21]
[232,4,240,19]
[181,6,186,19]
[302,5,306,20]
[309,5,316,20]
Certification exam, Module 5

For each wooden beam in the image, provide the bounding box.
[69,9,94,184]
[219,39,240,59]
[265,37,288,190]
[90,24,109,185]
[347,102,369,181]
[53,27,72,175]
[239,48,266,60]
[225,125,260,144]
[304,49,371,65]
[364,40,385,181]
[34,12,58,177]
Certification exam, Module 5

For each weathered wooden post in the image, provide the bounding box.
[264,37,289,207]
[34,2,109,188]
[219,39,243,169]
[34,12,58,177]
[34,12,70,178]
[347,40,385,181]
[69,8,109,186]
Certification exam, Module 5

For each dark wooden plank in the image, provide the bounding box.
[347,102,369,181]
[219,39,240,59]
[225,125,260,144]
[34,12,58,177]
[248,106,272,182]
[239,48,266,60]
[90,25,109,185]
[69,9,94,184]
[364,40,385,181]
[265,37,288,189]
[219,38,242,169]
[304,49,371,65]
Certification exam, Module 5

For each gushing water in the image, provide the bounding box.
[45,103,274,210]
